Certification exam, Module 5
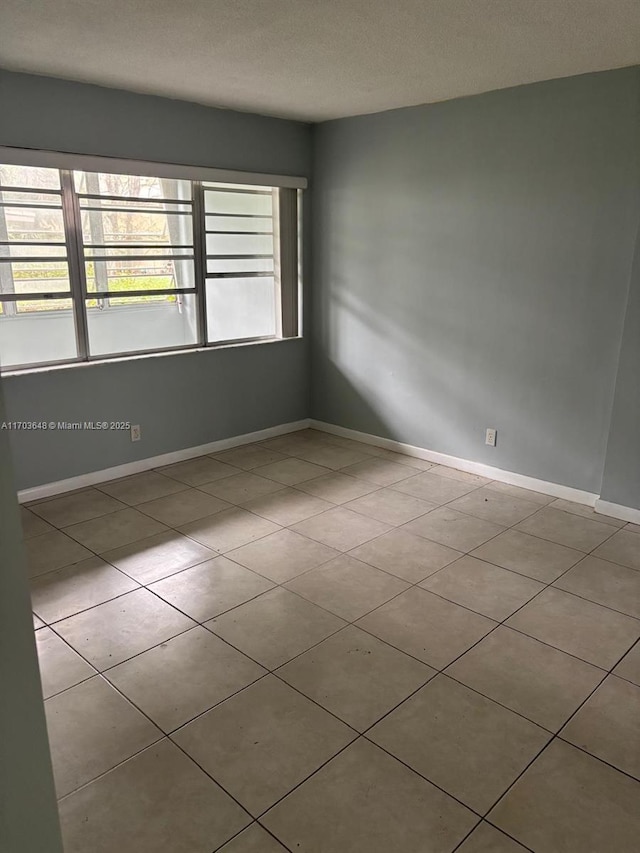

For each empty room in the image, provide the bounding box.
[2,2,640,852]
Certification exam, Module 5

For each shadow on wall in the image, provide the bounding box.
[313,219,617,494]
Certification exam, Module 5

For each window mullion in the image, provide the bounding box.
[60,169,89,360]
[277,187,299,338]
[192,180,207,346]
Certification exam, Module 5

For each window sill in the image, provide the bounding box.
[0,335,304,378]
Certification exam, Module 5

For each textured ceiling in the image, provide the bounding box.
[1,0,639,121]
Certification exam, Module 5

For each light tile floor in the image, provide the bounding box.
[23,428,640,852]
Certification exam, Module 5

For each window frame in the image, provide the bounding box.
[0,147,306,373]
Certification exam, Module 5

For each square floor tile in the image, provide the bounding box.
[447,487,541,527]
[254,457,332,485]
[488,739,640,852]
[21,507,54,539]
[340,457,420,486]
[179,507,281,554]
[150,557,274,621]
[285,555,409,622]
[54,588,195,670]
[420,556,544,621]
[212,444,287,470]
[625,522,640,534]
[106,626,266,732]
[278,625,434,731]
[405,507,505,552]
[356,587,496,669]
[296,472,379,504]
[63,508,169,554]
[33,613,45,630]
[259,432,317,455]
[456,822,529,852]
[102,530,216,584]
[198,471,284,505]
[30,488,127,528]
[313,431,376,454]
[137,488,230,526]
[242,487,333,526]
[206,587,346,670]
[366,447,433,470]
[484,481,553,505]
[58,740,250,853]
[548,498,625,527]
[370,675,549,813]
[392,471,479,504]
[506,587,640,669]
[350,528,461,583]
[345,488,436,526]
[561,675,640,779]
[593,529,640,571]
[227,528,340,584]
[427,465,490,485]
[158,455,239,486]
[553,555,640,619]
[614,641,640,686]
[36,628,95,699]
[291,507,391,551]
[218,824,288,852]
[515,507,614,552]
[471,529,583,583]
[173,675,354,815]
[25,530,93,578]
[294,442,371,470]
[262,738,476,853]
[45,676,161,797]
[30,556,138,623]
[446,625,605,731]
[97,470,188,505]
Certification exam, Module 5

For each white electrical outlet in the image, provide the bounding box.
[131,424,141,442]
[485,428,497,447]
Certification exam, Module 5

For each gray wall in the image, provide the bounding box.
[5,339,306,489]
[311,68,640,496]
[601,226,640,510]
[0,71,312,490]
[0,381,63,853]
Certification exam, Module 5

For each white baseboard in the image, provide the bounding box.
[18,419,311,504]
[19,415,640,527]
[594,499,640,526]
[310,419,600,507]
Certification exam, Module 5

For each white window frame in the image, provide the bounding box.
[0,147,306,372]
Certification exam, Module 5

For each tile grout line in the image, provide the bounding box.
[37,452,637,713]
[29,432,640,850]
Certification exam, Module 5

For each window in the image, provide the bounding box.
[0,154,304,370]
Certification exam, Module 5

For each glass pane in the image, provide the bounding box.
[0,190,62,206]
[207,257,274,275]
[85,259,195,302]
[0,243,67,259]
[204,190,273,216]
[206,233,273,256]
[0,261,70,296]
[74,171,191,201]
[84,245,193,258]
[2,206,65,242]
[86,293,198,357]
[206,277,276,342]
[205,215,272,233]
[0,298,77,368]
[81,210,192,246]
[0,165,60,191]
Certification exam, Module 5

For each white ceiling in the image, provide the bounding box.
[1,0,639,122]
